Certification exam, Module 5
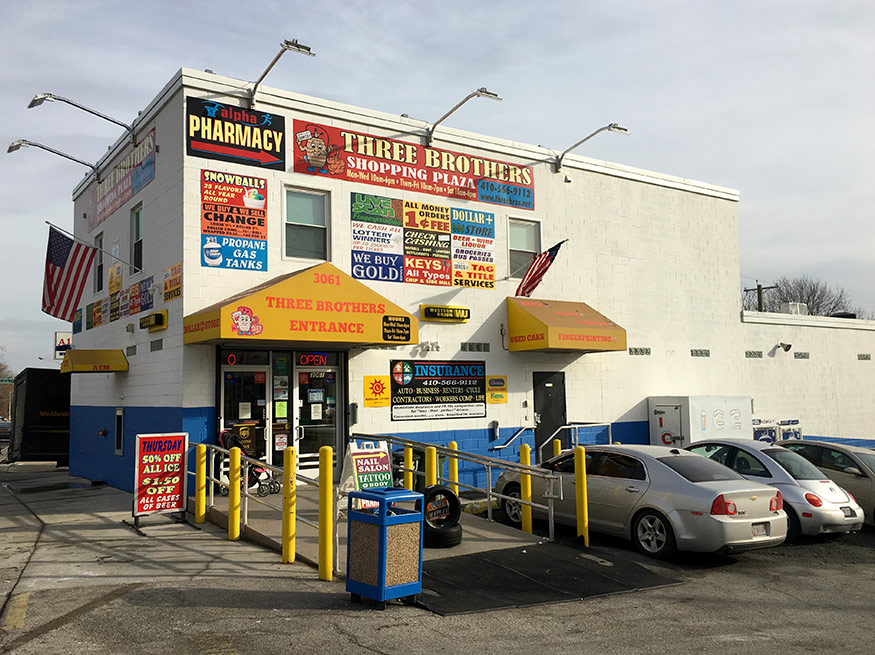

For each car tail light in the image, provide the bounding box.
[711,494,737,515]
[847,491,857,505]
[769,490,783,511]
[804,492,823,507]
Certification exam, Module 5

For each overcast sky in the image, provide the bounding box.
[1,1,872,374]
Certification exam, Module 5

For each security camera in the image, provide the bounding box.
[779,343,792,352]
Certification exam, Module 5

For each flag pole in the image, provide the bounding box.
[45,221,141,272]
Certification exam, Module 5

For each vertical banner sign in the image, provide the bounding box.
[163,262,182,302]
[88,128,157,232]
[390,360,487,421]
[351,192,495,289]
[294,120,534,210]
[187,97,285,170]
[134,433,188,516]
[200,170,268,271]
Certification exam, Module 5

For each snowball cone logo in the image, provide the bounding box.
[392,361,414,385]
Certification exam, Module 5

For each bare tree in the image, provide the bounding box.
[0,356,13,421]
[743,276,873,318]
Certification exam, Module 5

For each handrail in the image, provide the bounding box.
[490,425,535,451]
[351,432,563,540]
[537,422,613,463]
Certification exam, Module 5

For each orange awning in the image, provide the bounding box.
[184,262,418,347]
[60,349,129,373]
[506,297,626,353]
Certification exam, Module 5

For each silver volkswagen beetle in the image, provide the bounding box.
[687,439,864,540]
[494,444,786,559]
[777,439,875,526]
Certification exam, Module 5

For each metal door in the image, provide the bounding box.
[533,372,566,462]
[295,366,342,477]
[653,404,682,447]
[220,367,271,463]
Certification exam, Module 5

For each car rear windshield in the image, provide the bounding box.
[657,456,744,482]
[764,448,823,480]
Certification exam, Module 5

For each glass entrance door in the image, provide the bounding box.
[295,367,340,476]
[221,367,271,464]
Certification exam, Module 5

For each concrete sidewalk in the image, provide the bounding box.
[199,480,541,575]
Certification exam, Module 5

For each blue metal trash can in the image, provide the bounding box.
[346,487,423,608]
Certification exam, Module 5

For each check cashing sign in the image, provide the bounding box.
[133,433,189,516]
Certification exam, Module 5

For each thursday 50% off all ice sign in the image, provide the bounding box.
[134,433,189,516]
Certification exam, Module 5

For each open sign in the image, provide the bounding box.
[298,352,327,366]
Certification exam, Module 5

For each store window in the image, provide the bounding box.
[130,205,143,273]
[508,218,540,278]
[285,189,328,260]
[94,232,104,292]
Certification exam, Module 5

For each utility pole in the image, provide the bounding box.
[744,280,779,312]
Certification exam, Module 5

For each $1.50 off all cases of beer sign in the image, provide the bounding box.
[133,433,188,516]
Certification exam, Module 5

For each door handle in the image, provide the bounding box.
[625,486,640,493]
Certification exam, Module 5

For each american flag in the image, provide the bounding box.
[42,227,96,321]
[514,240,567,297]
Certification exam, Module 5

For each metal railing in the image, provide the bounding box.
[490,425,535,451]
[536,422,614,463]
[190,443,337,579]
[351,432,564,541]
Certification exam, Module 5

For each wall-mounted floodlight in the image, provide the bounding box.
[249,38,315,109]
[425,87,502,147]
[553,123,630,172]
[7,139,100,181]
[779,342,792,352]
[28,93,137,145]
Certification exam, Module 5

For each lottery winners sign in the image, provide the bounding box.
[390,360,486,421]
[351,192,496,289]
[134,433,188,516]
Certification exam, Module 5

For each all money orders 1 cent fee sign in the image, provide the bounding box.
[134,433,189,516]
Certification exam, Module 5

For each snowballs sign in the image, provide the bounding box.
[200,170,268,271]
[134,433,188,516]
[390,360,487,421]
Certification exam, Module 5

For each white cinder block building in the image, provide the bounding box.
[62,68,874,491]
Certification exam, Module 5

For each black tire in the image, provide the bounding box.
[500,483,523,528]
[784,504,801,543]
[416,485,461,530]
[632,510,677,559]
[424,522,462,548]
[257,483,269,497]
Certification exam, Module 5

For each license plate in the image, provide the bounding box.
[842,507,856,518]
[752,523,767,537]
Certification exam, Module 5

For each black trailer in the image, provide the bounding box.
[10,368,71,466]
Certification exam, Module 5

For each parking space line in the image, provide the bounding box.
[2,592,30,630]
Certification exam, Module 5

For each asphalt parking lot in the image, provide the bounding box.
[2,464,874,654]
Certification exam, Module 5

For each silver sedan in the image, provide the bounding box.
[777,440,875,526]
[688,439,864,540]
[494,444,787,559]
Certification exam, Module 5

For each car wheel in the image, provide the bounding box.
[784,505,801,543]
[501,483,523,527]
[424,522,462,548]
[633,510,677,559]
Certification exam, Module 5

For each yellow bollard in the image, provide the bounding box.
[552,438,562,458]
[228,447,241,541]
[448,441,459,495]
[318,446,333,581]
[195,444,206,524]
[403,445,413,490]
[282,447,297,564]
[425,446,437,487]
[520,443,532,534]
[575,446,589,547]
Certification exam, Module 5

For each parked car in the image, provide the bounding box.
[687,439,863,540]
[494,444,786,559]
[777,440,875,527]
[0,419,11,443]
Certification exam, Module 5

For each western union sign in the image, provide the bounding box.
[420,305,470,322]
